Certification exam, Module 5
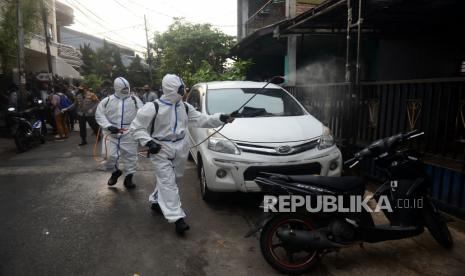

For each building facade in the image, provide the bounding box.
[59,26,144,68]
[25,0,81,79]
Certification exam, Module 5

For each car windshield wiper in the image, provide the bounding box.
[238,106,268,117]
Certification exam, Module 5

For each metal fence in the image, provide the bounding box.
[287,78,465,217]
[287,78,465,170]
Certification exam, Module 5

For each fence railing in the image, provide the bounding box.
[287,78,465,217]
[57,43,83,69]
[287,78,465,171]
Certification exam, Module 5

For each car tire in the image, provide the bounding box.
[199,162,218,202]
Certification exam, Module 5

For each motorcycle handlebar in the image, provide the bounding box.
[345,130,424,168]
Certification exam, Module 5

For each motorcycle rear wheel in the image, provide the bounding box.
[260,213,319,274]
[14,128,29,152]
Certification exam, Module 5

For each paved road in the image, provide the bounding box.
[1,133,465,276]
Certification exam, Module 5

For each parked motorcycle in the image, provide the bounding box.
[246,130,453,274]
[7,99,46,152]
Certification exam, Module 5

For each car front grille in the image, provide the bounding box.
[243,163,322,181]
[236,139,319,156]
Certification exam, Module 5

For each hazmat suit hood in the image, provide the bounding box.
[114,77,131,98]
[161,74,184,103]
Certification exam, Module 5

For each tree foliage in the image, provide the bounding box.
[79,43,96,76]
[190,59,252,85]
[0,0,41,74]
[82,73,102,90]
[126,54,149,88]
[79,19,250,90]
[152,18,249,86]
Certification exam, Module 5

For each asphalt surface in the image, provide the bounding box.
[1,131,465,276]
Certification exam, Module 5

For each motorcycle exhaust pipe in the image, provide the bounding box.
[276,228,347,249]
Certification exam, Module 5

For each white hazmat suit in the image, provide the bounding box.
[130,74,224,223]
[95,77,143,184]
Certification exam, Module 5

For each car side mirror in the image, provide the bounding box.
[270,76,285,85]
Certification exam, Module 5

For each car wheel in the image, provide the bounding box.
[199,163,218,202]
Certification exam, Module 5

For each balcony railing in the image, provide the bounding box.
[57,43,82,69]
[29,33,82,69]
[245,0,286,36]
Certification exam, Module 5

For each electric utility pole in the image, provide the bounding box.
[16,0,27,110]
[41,0,54,83]
[144,15,153,86]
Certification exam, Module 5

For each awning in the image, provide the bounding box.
[274,0,465,37]
[275,0,346,37]
[230,20,287,57]
[53,57,82,80]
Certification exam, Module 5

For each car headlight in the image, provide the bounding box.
[207,130,240,155]
[8,107,15,112]
[318,126,335,150]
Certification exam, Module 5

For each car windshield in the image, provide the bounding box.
[206,88,305,117]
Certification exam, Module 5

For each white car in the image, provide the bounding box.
[186,81,342,201]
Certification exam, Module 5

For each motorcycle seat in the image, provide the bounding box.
[287,175,365,194]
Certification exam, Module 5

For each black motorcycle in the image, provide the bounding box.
[7,99,46,152]
[246,130,453,274]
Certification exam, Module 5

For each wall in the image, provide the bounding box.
[372,37,465,81]
[60,27,135,57]
[295,35,347,85]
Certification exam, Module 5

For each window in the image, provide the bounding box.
[47,24,54,40]
[187,86,201,111]
[206,88,305,117]
[461,60,465,75]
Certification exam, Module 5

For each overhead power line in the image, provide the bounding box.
[62,24,144,41]
[62,0,146,51]
[123,0,237,28]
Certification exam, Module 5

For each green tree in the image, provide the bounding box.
[82,73,102,91]
[79,43,96,76]
[190,59,252,84]
[126,54,149,88]
[91,40,127,80]
[152,18,238,86]
[0,0,41,75]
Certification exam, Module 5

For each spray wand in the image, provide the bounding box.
[188,76,285,149]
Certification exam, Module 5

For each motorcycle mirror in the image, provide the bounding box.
[8,107,15,112]
[269,76,285,85]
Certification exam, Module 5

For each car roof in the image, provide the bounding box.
[201,81,284,90]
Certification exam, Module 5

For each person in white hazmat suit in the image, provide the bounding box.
[95,77,143,189]
[130,74,234,234]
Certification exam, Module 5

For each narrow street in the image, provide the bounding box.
[1,133,465,276]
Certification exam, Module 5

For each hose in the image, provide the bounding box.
[92,127,109,163]
[188,124,226,149]
[188,78,278,150]
[92,127,128,163]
